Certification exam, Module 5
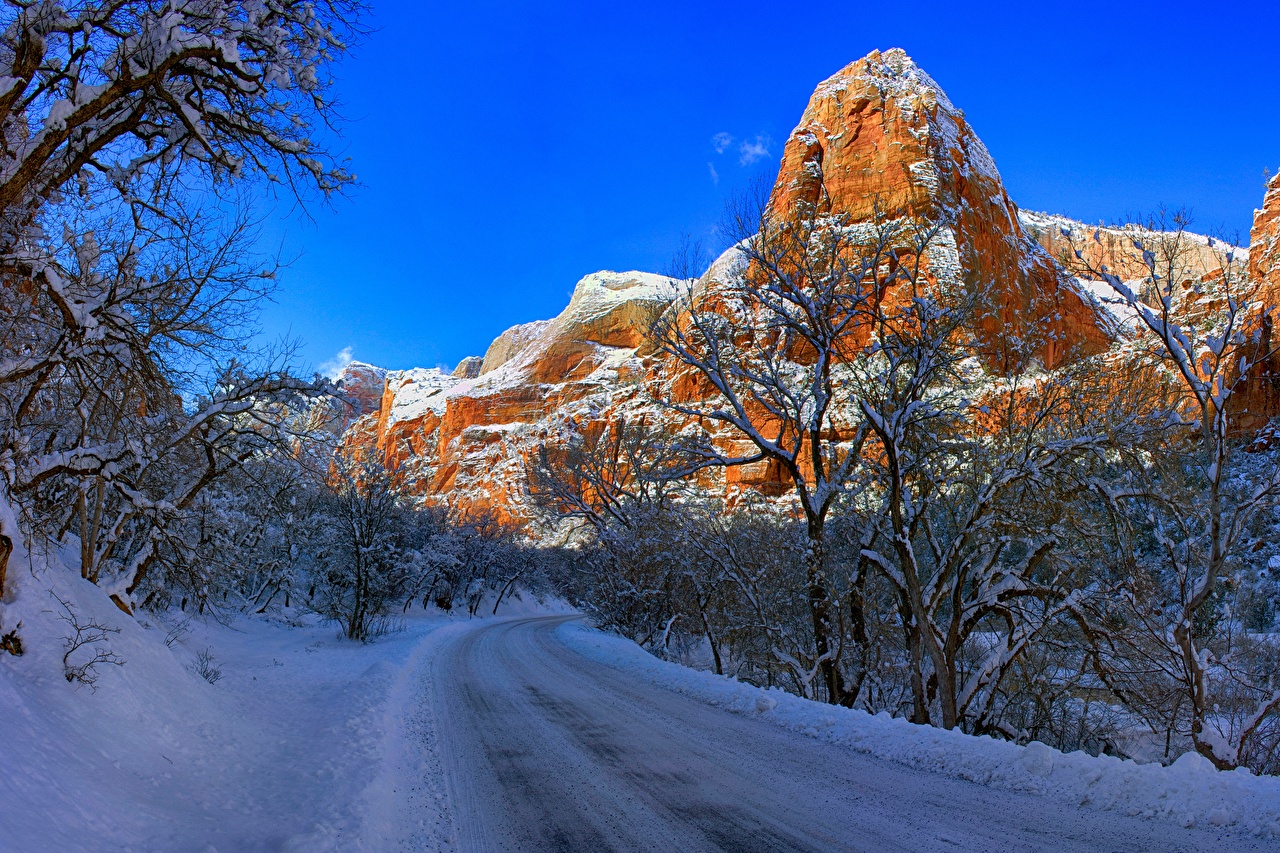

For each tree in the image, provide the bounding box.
[311,458,409,642]
[529,415,692,644]
[0,0,361,239]
[0,0,365,612]
[849,280,1119,729]
[652,187,939,705]
[529,414,686,534]
[1068,212,1280,770]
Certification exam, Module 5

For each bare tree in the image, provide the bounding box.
[851,285,1118,729]
[529,415,691,644]
[1068,212,1280,769]
[652,186,939,705]
[529,414,687,534]
[0,0,364,613]
[0,0,362,242]
[53,593,123,689]
[311,458,409,642]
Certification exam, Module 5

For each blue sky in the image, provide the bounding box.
[255,0,1280,376]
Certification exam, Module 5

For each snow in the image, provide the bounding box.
[1074,275,1147,331]
[372,270,675,432]
[561,270,674,326]
[4,546,1276,851]
[1019,210,1250,259]
[1,505,599,850]
[0,550,464,850]
[384,367,459,425]
[557,622,1280,838]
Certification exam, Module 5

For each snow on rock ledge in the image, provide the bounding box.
[337,270,677,522]
[384,368,460,426]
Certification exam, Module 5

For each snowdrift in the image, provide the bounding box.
[0,530,457,851]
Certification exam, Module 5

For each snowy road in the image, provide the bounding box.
[428,615,1265,853]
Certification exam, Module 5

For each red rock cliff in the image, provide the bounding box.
[768,49,1111,371]
[338,49,1152,528]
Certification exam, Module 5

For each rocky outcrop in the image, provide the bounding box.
[1021,211,1238,284]
[1249,173,1280,306]
[338,272,675,521]
[480,320,552,375]
[521,272,672,385]
[345,49,1275,528]
[1239,173,1280,428]
[452,356,483,379]
[767,49,1111,371]
[308,361,388,437]
[335,362,387,418]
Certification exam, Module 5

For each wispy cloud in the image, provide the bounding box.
[707,162,719,185]
[711,132,734,154]
[738,134,773,166]
[319,345,354,380]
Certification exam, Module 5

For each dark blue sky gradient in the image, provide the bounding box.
[256,0,1280,375]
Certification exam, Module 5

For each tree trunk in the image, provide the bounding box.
[697,597,724,676]
[492,573,521,616]
[844,563,870,707]
[350,558,367,641]
[0,533,10,599]
[898,589,929,724]
[806,516,844,705]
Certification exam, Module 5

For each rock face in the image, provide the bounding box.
[339,271,675,520]
[309,361,387,437]
[1240,173,1280,427]
[480,320,552,375]
[768,49,1111,371]
[334,362,387,418]
[1250,173,1280,306]
[337,50,1278,528]
[452,356,483,379]
[1021,211,1236,284]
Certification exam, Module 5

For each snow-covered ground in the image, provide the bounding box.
[3,565,1276,851]
[559,622,1280,841]
[0,558,510,851]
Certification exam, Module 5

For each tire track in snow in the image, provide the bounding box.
[424,615,1270,852]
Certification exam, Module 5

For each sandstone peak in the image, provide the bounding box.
[769,47,1110,370]
[338,50,1274,528]
[815,48,944,100]
[480,320,552,375]
[560,271,673,345]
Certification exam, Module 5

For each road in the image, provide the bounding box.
[428,615,1264,852]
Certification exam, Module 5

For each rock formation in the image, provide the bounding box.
[452,357,483,379]
[767,49,1111,371]
[1022,211,1236,284]
[337,271,675,521]
[1239,173,1280,428]
[334,50,1279,528]
[333,362,388,417]
[1250,172,1280,306]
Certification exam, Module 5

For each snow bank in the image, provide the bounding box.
[0,542,460,851]
[558,623,1280,838]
